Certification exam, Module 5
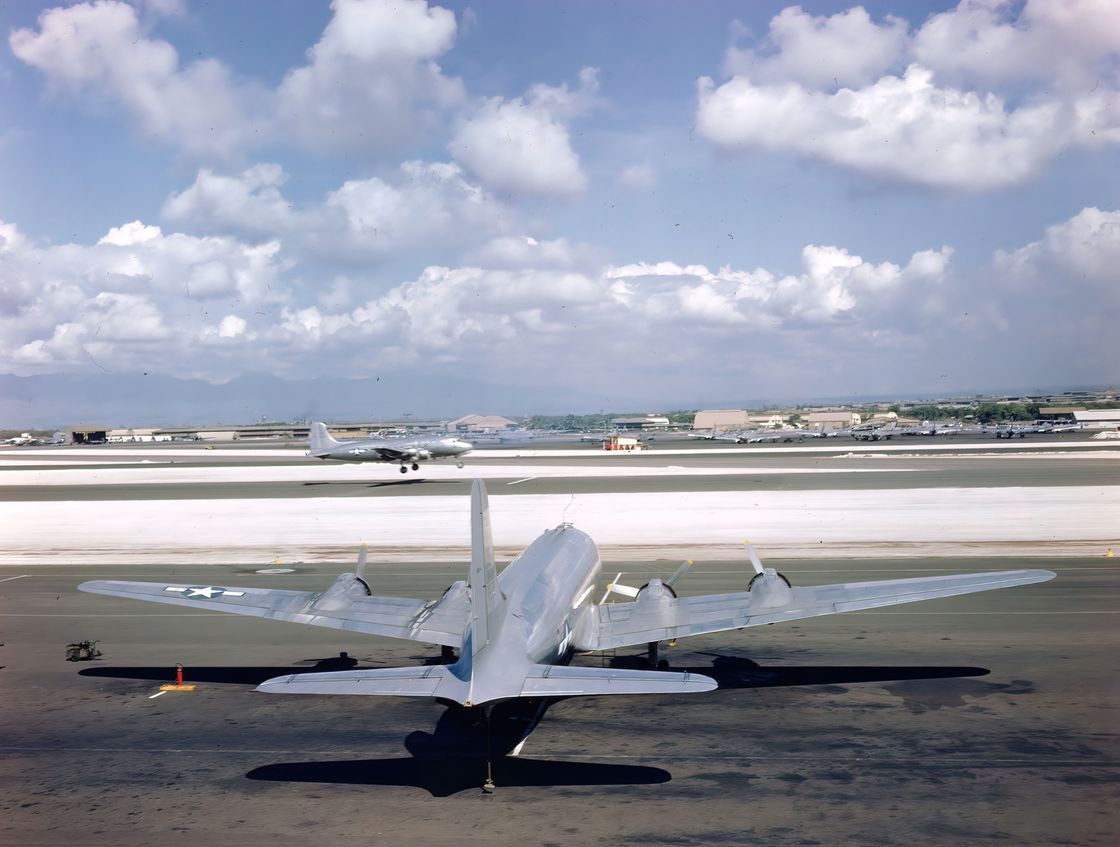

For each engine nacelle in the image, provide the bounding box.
[439,580,468,604]
[635,577,677,603]
[747,568,793,609]
[311,571,372,611]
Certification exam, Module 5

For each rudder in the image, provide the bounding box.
[309,421,342,454]
[469,479,504,657]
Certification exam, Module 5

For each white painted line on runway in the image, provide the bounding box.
[0,462,922,486]
[852,610,1119,615]
[0,613,229,617]
[507,476,535,486]
[511,739,528,757]
[0,574,31,582]
[148,691,166,700]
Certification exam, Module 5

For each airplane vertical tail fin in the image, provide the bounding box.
[469,479,504,658]
[309,422,342,454]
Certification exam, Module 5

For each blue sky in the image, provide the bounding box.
[1,0,1117,417]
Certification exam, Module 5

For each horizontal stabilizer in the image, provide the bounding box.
[520,664,716,697]
[256,665,468,700]
[256,663,717,702]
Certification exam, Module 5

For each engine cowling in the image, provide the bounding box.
[747,568,793,608]
[311,572,372,611]
[634,577,677,603]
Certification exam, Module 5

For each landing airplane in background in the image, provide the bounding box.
[307,421,472,473]
[79,480,1054,786]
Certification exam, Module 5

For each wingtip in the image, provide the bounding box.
[691,672,719,692]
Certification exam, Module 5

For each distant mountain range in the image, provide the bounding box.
[1,372,1109,430]
[0,372,559,428]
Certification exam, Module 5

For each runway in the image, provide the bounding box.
[1,557,1116,846]
[1,440,1117,845]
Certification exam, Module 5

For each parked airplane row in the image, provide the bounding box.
[689,419,1082,442]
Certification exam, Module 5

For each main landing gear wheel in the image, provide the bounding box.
[399,465,408,474]
[411,463,419,471]
[456,461,464,469]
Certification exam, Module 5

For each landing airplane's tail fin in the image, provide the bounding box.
[469,479,504,658]
[309,421,342,455]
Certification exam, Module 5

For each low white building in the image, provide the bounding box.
[1074,409,1120,428]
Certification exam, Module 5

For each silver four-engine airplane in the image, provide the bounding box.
[80,481,1054,710]
[307,421,472,473]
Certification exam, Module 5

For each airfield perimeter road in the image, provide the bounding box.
[1,439,1117,845]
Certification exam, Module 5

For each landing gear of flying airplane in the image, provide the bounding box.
[399,465,408,473]
[456,461,465,469]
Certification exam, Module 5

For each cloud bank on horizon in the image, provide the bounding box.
[2,0,1117,413]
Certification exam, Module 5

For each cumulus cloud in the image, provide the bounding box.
[11,0,464,160]
[276,0,464,152]
[2,207,1114,398]
[995,207,1120,297]
[913,0,1120,89]
[698,1,1120,190]
[697,66,1077,190]
[0,218,285,375]
[10,0,264,160]
[163,160,509,261]
[449,68,599,196]
[725,6,908,88]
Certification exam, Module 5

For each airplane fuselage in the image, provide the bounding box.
[456,525,602,704]
[315,436,473,463]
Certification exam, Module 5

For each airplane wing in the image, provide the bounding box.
[370,445,420,461]
[78,578,469,648]
[592,569,1055,651]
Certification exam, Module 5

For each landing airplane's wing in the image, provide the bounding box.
[78,577,469,648]
[593,569,1055,651]
[369,445,421,461]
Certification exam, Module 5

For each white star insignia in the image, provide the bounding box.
[164,585,244,599]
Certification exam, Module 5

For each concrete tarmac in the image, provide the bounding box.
[0,557,1116,846]
[2,440,1116,845]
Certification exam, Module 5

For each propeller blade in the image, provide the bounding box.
[356,543,368,580]
[600,572,641,602]
[665,559,694,588]
[599,572,624,604]
[744,540,765,575]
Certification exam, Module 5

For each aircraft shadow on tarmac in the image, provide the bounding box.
[78,652,990,690]
[610,653,992,690]
[81,653,988,796]
[301,479,461,489]
[247,698,670,796]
